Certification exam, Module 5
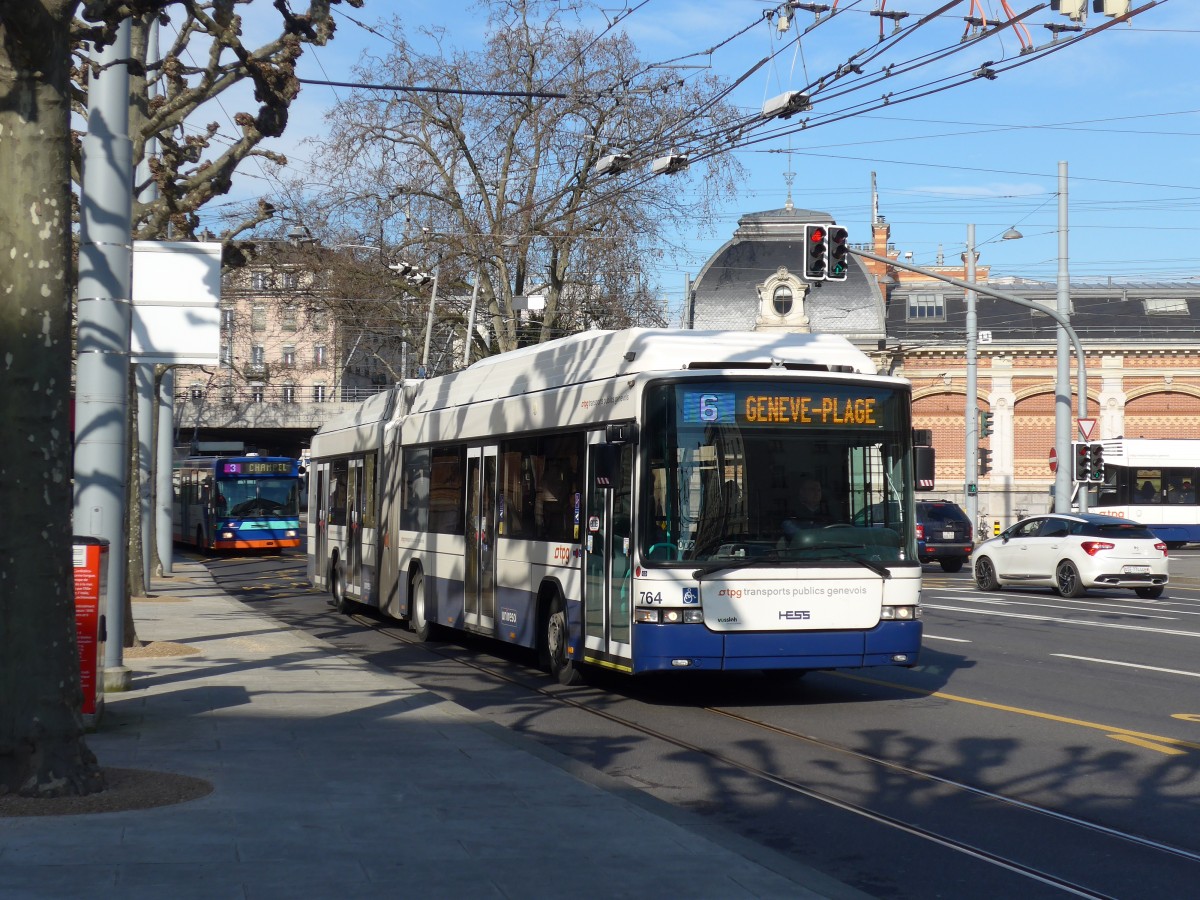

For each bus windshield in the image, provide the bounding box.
[216,476,300,518]
[641,379,916,566]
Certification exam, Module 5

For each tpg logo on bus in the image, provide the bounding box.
[553,545,573,563]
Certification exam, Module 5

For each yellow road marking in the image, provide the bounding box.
[1106,734,1187,756]
[835,672,1200,754]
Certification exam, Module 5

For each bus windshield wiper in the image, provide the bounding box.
[692,555,784,580]
[806,544,892,579]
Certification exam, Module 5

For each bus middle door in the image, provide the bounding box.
[347,458,365,597]
[582,438,634,669]
[464,446,497,633]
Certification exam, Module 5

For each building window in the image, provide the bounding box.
[282,305,298,331]
[219,344,231,366]
[314,344,327,367]
[282,272,299,291]
[772,285,793,316]
[310,310,327,331]
[282,383,296,404]
[251,272,268,291]
[282,346,296,368]
[221,307,235,329]
[313,383,327,403]
[190,384,204,401]
[251,345,265,366]
[251,303,267,331]
[906,293,945,322]
[251,384,265,404]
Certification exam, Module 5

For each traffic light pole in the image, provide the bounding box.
[964,224,979,533]
[852,245,1088,515]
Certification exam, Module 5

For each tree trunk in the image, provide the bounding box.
[0,0,105,797]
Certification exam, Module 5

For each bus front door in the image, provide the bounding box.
[582,441,634,668]
[464,446,497,633]
[314,467,329,588]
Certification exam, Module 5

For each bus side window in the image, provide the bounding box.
[428,446,465,535]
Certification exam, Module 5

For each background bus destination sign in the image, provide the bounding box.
[221,461,294,475]
[683,388,885,428]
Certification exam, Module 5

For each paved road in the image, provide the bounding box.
[191,548,1200,899]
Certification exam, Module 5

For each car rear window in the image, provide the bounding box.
[1083,522,1158,540]
[921,503,969,525]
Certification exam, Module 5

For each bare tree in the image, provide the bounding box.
[0,0,361,799]
[302,0,744,355]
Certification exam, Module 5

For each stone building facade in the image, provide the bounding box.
[688,204,1200,533]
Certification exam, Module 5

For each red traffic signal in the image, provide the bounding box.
[803,224,828,280]
[1073,442,1090,482]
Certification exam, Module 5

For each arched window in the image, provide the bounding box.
[772,285,793,316]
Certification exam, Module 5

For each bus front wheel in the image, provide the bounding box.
[331,563,353,615]
[543,593,582,686]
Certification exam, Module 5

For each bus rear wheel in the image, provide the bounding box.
[409,572,435,642]
[543,593,582,686]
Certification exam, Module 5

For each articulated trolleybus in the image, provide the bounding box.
[173,455,303,551]
[1088,438,1200,547]
[308,329,923,683]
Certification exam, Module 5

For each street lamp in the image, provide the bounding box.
[966,224,1025,532]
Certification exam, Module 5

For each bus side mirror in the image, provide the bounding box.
[593,444,620,490]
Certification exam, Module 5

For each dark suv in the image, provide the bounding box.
[916,500,973,572]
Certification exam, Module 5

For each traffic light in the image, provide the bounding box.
[1073,442,1090,483]
[978,447,991,476]
[803,224,828,281]
[827,226,849,281]
[978,409,994,438]
[1088,442,1105,482]
[1051,0,1086,20]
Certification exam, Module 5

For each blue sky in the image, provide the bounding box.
[217,0,1198,313]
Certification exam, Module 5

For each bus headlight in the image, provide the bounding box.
[285,530,297,538]
[881,605,921,620]
[635,608,705,624]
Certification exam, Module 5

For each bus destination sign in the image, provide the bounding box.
[683,388,886,428]
[221,461,294,476]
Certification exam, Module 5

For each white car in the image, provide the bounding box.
[973,513,1168,599]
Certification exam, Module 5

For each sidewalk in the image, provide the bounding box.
[0,559,868,900]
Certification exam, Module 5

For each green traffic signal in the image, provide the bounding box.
[827,226,849,281]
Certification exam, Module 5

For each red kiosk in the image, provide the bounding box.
[72,536,107,727]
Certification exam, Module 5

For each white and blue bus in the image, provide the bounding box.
[308,329,923,683]
[1089,438,1200,546]
[173,455,302,551]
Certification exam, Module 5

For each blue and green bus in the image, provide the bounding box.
[173,455,302,551]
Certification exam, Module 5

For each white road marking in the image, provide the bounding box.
[1052,653,1200,679]
[922,634,972,643]
[928,590,1180,619]
[923,604,1200,638]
